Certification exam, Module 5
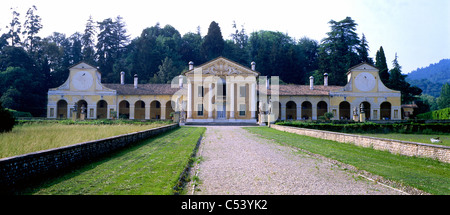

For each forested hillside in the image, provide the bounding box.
[0,6,419,116]
[406,59,450,97]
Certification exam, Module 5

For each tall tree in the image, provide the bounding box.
[150,57,179,84]
[201,21,224,60]
[6,8,22,46]
[22,5,42,53]
[69,32,83,65]
[180,32,204,65]
[230,21,248,49]
[223,21,250,65]
[95,17,129,82]
[248,30,303,83]
[375,46,389,85]
[297,37,319,84]
[318,17,361,86]
[112,16,130,57]
[437,83,450,109]
[357,33,372,64]
[388,53,422,103]
[81,15,97,65]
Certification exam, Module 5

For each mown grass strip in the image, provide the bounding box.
[354,133,450,147]
[24,126,206,195]
[0,122,170,158]
[244,127,450,195]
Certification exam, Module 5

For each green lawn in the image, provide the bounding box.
[24,126,205,195]
[355,133,450,147]
[0,122,170,158]
[245,127,450,195]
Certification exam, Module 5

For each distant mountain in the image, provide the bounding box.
[406,59,450,97]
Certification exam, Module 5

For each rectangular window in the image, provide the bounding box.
[50,108,55,117]
[239,104,246,116]
[239,86,246,97]
[198,86,204,97]
[394,110,398,119]
[89,108,94,118]
[197,104,204,116]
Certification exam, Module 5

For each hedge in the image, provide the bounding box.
[416,107,450,120]
[275,121,450,135]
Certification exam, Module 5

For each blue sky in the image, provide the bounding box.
[1,0,449,74]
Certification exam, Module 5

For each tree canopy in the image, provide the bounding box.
[0,8,427,116]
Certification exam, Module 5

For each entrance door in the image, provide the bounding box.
[217,103,226,119]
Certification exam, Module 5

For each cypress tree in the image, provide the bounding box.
[375,46,389,85]
[201,21,224,60]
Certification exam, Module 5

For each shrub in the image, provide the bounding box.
[416,107,450,120]
[0,102,16,133]
[324,112,334,120]
[6,109,33,118]
[275,120,450,135]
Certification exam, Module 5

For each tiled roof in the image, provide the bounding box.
[103,84,181,95]
[259,85,343,96]
[401,104,418,108]
[105,83,342,96]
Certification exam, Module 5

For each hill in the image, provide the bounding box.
[406,59,450,97]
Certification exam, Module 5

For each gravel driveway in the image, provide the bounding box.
[188,126,406,195]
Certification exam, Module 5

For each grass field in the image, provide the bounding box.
[24,126,205,195]
[245,127,450,195]
[0,122,170,158]
[355,133,450,147]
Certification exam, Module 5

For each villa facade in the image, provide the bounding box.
[47,57,402,123]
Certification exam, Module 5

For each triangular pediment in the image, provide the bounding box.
[184,57,259,76]
[70,62,97,70]
[347,62,378,74]
[49,61,115,93]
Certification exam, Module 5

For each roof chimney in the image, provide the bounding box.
[251,61,256,71]
[134,74,138,89]
[120,71,125,85]
[324,73,328,86]
[189,61,194,70]
[310,76,314,90]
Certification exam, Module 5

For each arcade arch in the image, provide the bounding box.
[301,101,312,120]
[380,101,391,120]
[97,100,108,119]
[339,101,350,120]
[286,101,297,120]
[57,100,68,119]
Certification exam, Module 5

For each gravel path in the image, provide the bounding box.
[189,126,406,195]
